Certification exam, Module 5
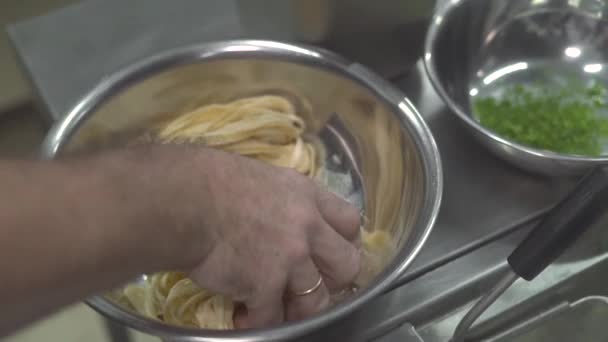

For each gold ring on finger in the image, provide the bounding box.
[292,275,323,297]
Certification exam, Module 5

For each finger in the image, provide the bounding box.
[189,245,256,299]
[234,276,286,329]
[310,223,361,291]
[315,189,361,245]
[285,259,330,321]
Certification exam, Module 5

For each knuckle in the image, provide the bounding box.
[305,216,324,235]
[343,206,363,236]
[290,206,322,233]
[335,246,362,286]
[289,205,311,221]
[347,206,362,228]
[285,239,311,264]
[282,168,310,188]
[251,275,285,304]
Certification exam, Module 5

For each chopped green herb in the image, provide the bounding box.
[473,81,608,156]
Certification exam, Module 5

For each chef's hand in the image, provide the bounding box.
[154,146,362,328]
[0,145,361,335]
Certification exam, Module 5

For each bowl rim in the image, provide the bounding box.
[41,39,443,341]
[423,0,608,165]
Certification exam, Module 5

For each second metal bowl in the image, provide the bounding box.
[424,0,608,176]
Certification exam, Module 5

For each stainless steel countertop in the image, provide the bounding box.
[7,1,578,340]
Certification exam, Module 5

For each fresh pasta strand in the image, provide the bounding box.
[120,95,393,329]
[155,95,316,176]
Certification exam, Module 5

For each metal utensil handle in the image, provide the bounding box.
[508,166,608,280]
[451,270,518,342]
[452,166,608,342]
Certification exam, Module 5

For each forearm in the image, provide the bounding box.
[0,147,208,335]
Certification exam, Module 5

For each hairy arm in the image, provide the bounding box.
[0,147,204,335]
[0,145,360,335]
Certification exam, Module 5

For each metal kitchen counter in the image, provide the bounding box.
[7,1,580,340]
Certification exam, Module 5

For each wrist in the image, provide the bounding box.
[102,146,217,270]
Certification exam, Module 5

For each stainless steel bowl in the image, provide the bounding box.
[41,40,442,341]
[424,0,608,176]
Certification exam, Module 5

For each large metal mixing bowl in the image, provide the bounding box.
[424,0,608,176]
[41,40,442,341]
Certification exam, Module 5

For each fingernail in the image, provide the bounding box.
[359,210,369,228]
